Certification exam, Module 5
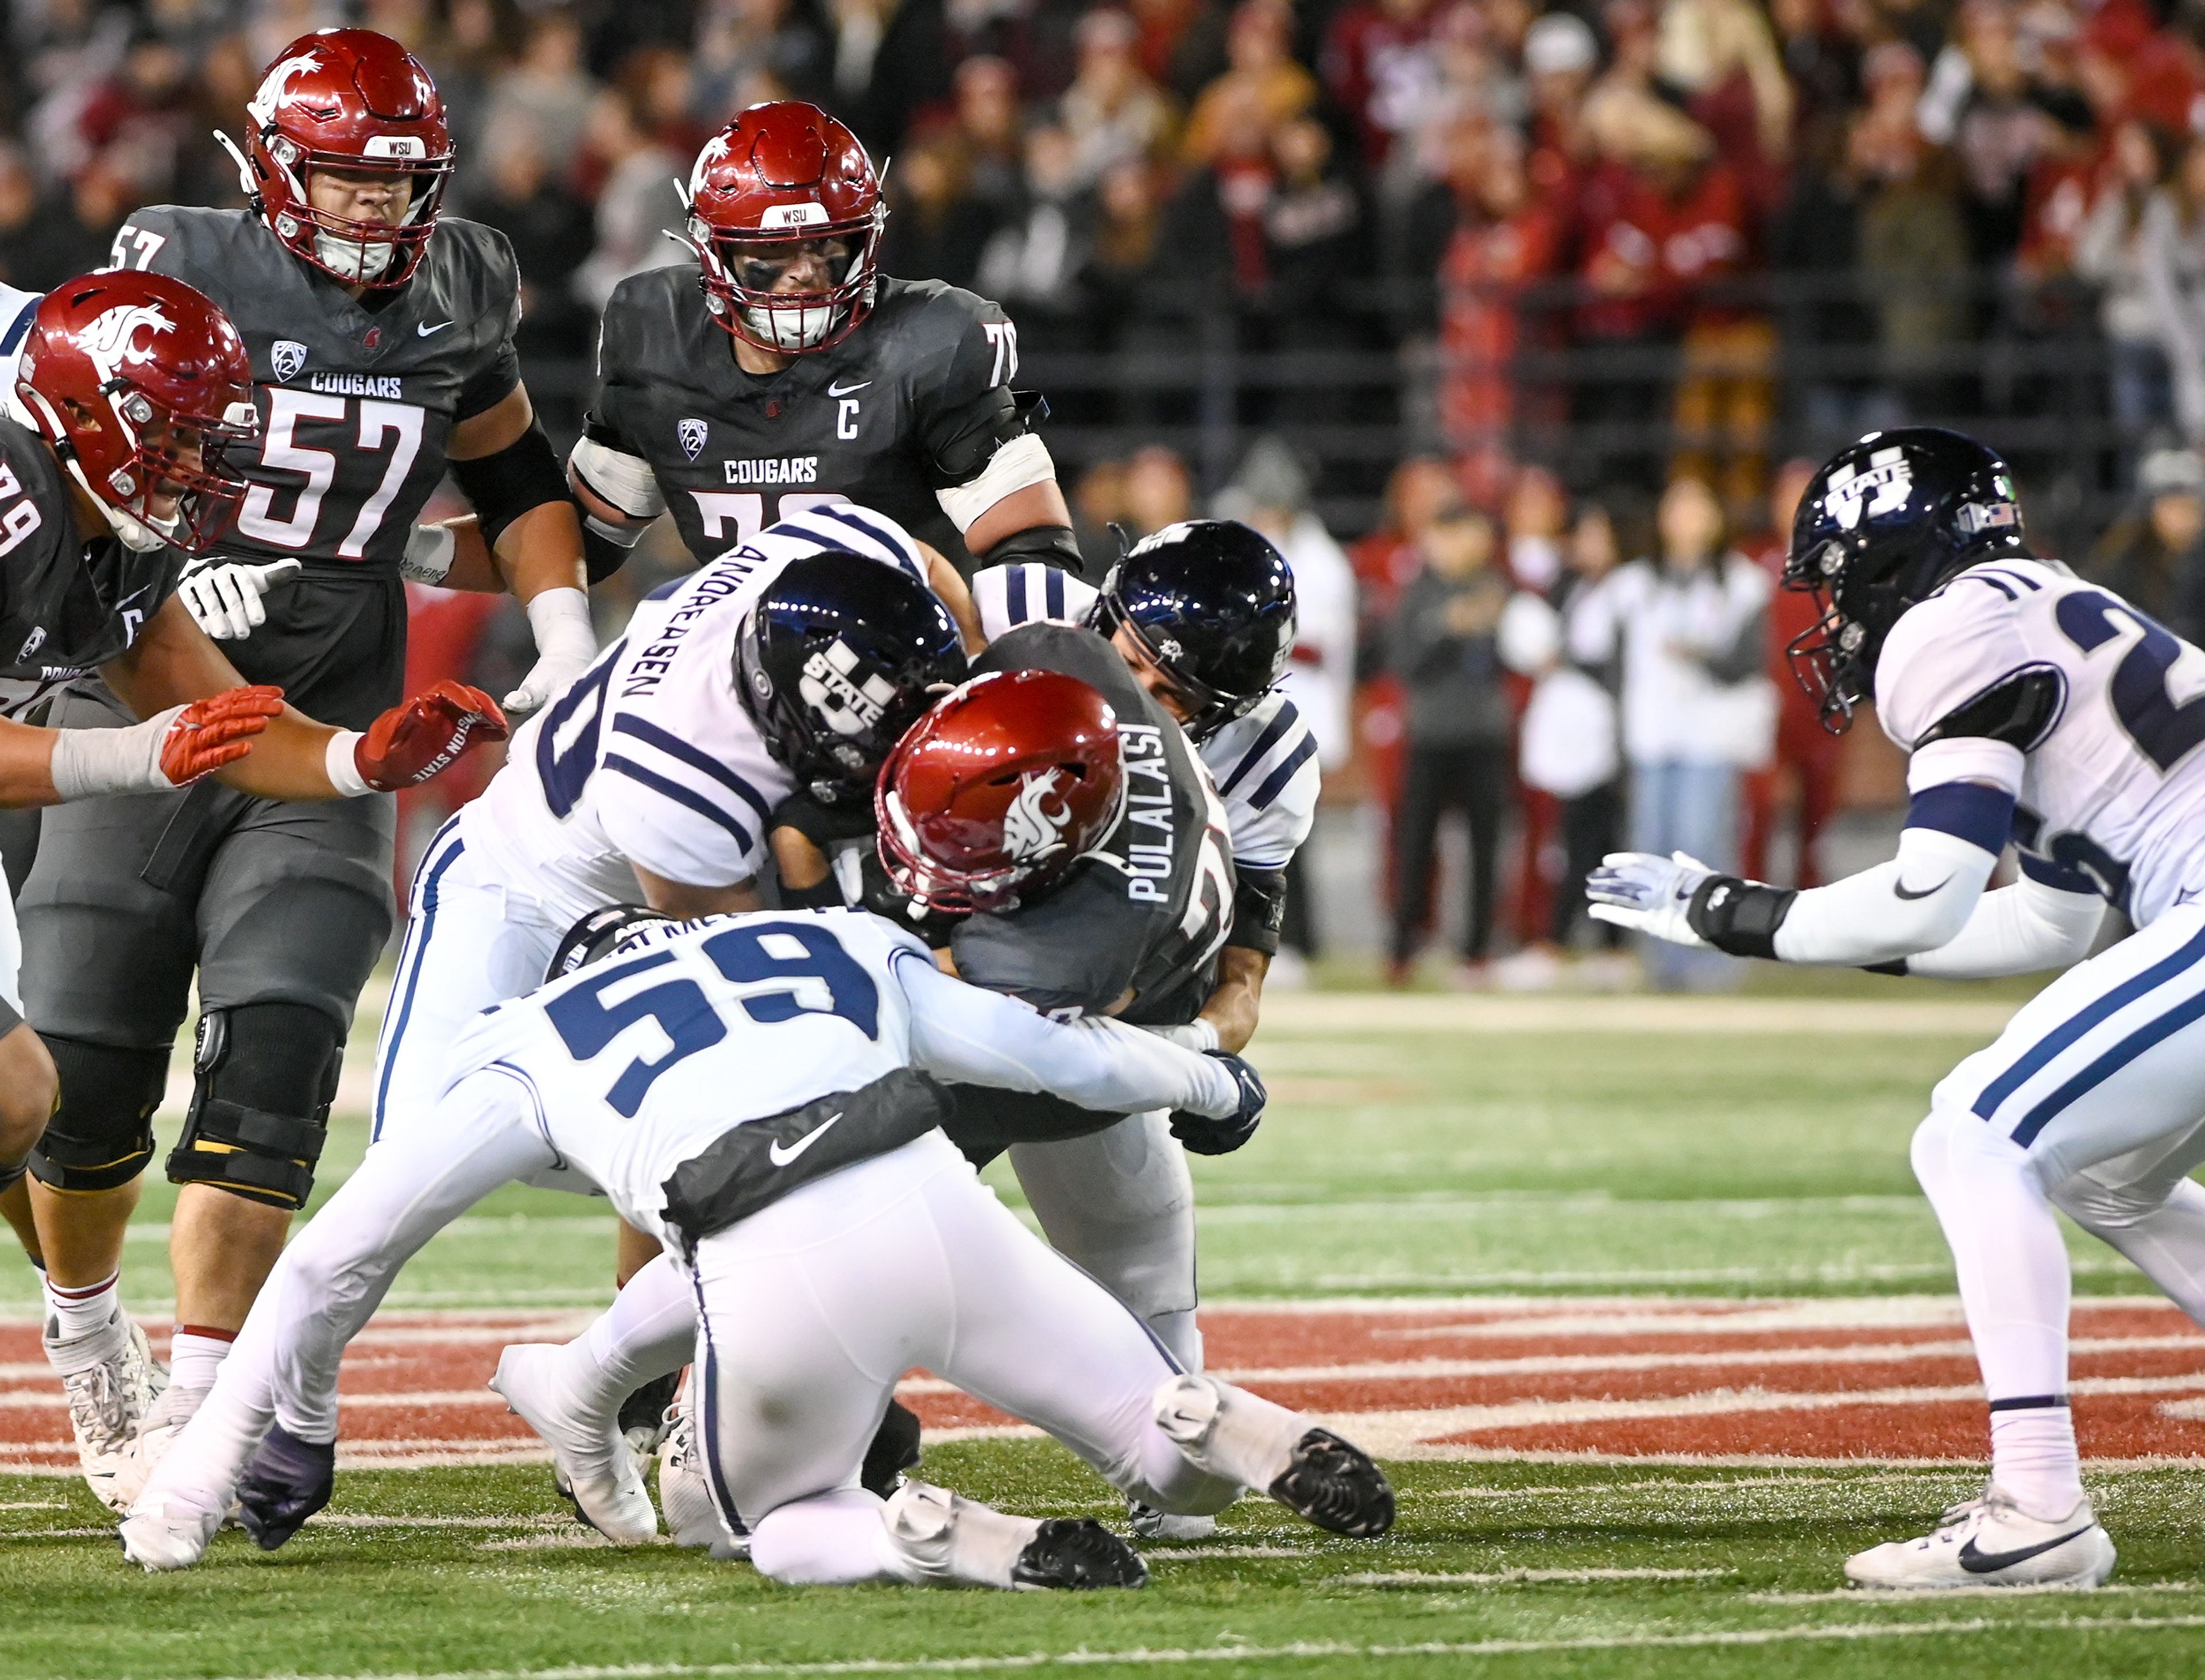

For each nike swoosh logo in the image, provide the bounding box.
[826,380,871,396]
[1893,876,1953,901]
[417,321,454,337]
[768,1111,842,1167]
[1958,1526,2095,1574]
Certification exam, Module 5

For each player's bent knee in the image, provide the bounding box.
[26,1036,166,1193]
[165,1004,342,1211]
[0,1024,57,1166]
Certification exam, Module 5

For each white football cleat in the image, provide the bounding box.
[111,1380,211,1509]
[658,1405,748,1559]
[118,1489,225,1572]
[1845,1486,2117,1590]
[47,1313,167,1512]
[489,1344,657,1544]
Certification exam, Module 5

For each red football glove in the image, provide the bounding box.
[160,686,287,787]
[355,680,509,792]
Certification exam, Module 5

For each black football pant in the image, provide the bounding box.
[1552,780,1626,950]
[1390,741,1511,966]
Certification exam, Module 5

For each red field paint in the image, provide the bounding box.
[6,1298,2205,1472]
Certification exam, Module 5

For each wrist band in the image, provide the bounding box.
[324,730,370,798]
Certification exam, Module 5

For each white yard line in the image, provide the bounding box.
[1341,1567,1735,1585]
[84,1616,2205,1679]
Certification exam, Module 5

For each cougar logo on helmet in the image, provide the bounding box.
[79,303,177,384]
[799,639,899,736]
[1001,769,1076,862]
[247,50,323,130]
[1824,446,1913,531]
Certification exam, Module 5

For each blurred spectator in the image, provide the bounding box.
[1183,1,1317,167]
[977,125,1096,353]
[0,142,95,292]
[2142,137,2205,446]
[1575,473,1772,990]
[1739,458,1843,886]
[1061,9,1177,188]
[482,9,597,183]
[570,90,688,313]
[1384,498,1515,985]
[469,116,597,359]
[1434,122,1565,455]
[74,28,196,201]
[2072,119,2177,440]
[1349,456,1457,827]
[2089,445,2205,641]
[693,0,833,119]
[1217,437,1358,963]
[1322,0,1438,172]
[1522,9,1597,199]
[1658,0,1794,193]
[880,133,995,289]
[953,57,1030,230]
[1123,444,1194,538]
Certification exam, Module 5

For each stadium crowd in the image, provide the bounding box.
[13,0,2205,986]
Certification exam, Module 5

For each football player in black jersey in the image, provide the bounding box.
[14,28,582,1499]
[567,100,1080,614]
[0,269,506,1507]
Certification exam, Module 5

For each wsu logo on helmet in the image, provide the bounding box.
[80,302,177,386]
[1001,768,1076,862]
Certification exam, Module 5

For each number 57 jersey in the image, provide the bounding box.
[1877,556,2205,924]
[117,204,523,726]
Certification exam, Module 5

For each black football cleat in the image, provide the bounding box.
[1268,1428,1394,1538]
[616,1369,683,1454]
[1011,1518,1150,1589]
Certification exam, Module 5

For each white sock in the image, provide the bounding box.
[1990,1403,2084,1522]
[1147,1308,1203,1373]
[573,1252,697,1411]
[167,1329,234,1395]
[43,1271,121,1350]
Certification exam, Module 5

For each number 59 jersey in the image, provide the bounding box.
[1877,557,2205,924]
[445,909,934,1247]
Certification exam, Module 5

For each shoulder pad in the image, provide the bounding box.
[1917,663,2066,753]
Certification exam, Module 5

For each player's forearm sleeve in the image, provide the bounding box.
[1900,874,2105,980]
[1770,824,2002,966]
[900,951,1236,1116]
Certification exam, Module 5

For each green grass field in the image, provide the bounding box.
[8,979,2205,1678]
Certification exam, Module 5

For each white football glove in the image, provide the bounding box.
[177,558,303,641]
[1586,850,1716,947]
[502,587,598,714]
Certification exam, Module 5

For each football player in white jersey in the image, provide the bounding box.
[366,505,968,1158]
[119,905,1393,1581]
[1585,426,2205,1589]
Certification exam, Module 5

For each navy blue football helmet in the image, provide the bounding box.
[546,905,677,982]
[1092,519,1297,741]
[736,552,969,803]
[1786,428,2029,731]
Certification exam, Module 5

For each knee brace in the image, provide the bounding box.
[164,1003,342,1210]
[27,1037,167,1192]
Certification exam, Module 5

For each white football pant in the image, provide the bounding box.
[371,817,563,1147]
[688,1130,1239,1585]
[1912,902,2205,1412]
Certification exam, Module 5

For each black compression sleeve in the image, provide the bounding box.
[581,523,634,584]
[1228,868,1288,955]
[451,417,571,549]
[975,522,1089,578]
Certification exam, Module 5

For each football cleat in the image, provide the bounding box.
[617,1369,683,1462]
[1011,1518,1149,1590]
[1268,1428,1395,1538]
[862,1398,923,1499]
[1127,1499,1217,1542]
[47,1313,167,1512]
[117,1489,225,1572]
[1844,1486,2116,1590]
[110,1379,210,1509]
[657,1405,749,1559]
[491,1344,657,1544]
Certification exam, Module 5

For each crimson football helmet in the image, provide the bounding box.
[876,669,1127,913]
[685,102,887,354]
[14,271,259,554]
[219,29,454,288]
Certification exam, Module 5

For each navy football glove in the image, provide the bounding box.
[236,1422,335,1551]
[1169,1051,1266,1156]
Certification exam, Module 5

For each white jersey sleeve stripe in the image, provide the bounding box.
[601,753,757,854]
[1247,733,1318,812]
[0,291,36,356]
[1215,698,1304,798]
[610,714,776,829]
[779,505,926,581]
